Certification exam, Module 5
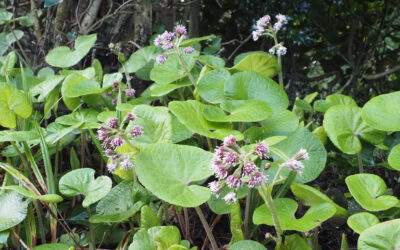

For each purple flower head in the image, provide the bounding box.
[294,148,309,161]
[243,161,257,176]
[175,24,187,36]
[155,31,176,49]
[112,137,124,148]
[97,127,109,141]
[162,42,174,50]
[248,171,265,188]
[283,159,304,173]
[125,88,136,98]
[125,112,136,122]
[107,117,118,129]
[252,30,262,41]
[104,148,114,157]
[130,125,143,137]
[106,161,117,172]
[154,36,162,47]
[271,44,287,56]
[156,54,167,64]
[223,192,237,204]
[255,143,269,159]
[223,151,239,166]
[226,175,242,189]
[208,181,221,194]
[120,156,134,170]
[256,15,271,30]
[273,14,288,31]
[214,146,225,160]
[183,47,195,54]
[223,135,237,147]
[212,162,228,179]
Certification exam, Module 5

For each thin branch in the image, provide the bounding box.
[363,65,400,80]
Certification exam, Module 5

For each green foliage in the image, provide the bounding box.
[0,191,28,231]
[347,212,379,234]
[358,219,400,250]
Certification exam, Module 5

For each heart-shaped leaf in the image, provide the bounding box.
[198,55,225,68]
[31,75,65,102]
[284,234,311,250]
[388,144,400,170]
[90,181,147,223]
[230,240,266,250]
[135,143,213,207]
[244,110,299,142]
[150,50,198,84]
[197,69,230,104]
[314,94,357,113]
[224,71,288,113]
[323,105,385,154]
[231,51,279,78]
[291,183,347,216]
[149,78,191,97]
[169,100,243,140]
[0,191,28,231]
[347,212,379,234]
[358,219,400,250]
[345,174,398,211]
[203,100,272,122]
[0,30,24,56]
[59,168,112,207]
[125,46,159,74]
[268,128,327,183]
[0,83,32,128]
[361,91,400,131]
[55,109,99,129]
[61,73,103,98]
[45,34,97,68]
[129,226,183,250]
[253,198,336,232]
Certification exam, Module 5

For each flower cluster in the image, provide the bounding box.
[109,82,136,105]
[281,148,309,174]
[208,135,268,204]
[154,24,195,64]
[97,114,143,173]
[252,14,288,56]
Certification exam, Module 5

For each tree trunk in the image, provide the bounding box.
[79,0,103,34]
[132,0,153,45]
[189,0,200,37]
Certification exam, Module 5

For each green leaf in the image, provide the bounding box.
[284,234,312,250]
[314,94,357,113]
[345,174,398,211]
[291,183,347,216]
[129,229,156,250]
[33,243,72,250]
[0,130,40,142]
[253,198,336,232]
[1,185,63,203]
[135,143,213,207]
[31,75,65,102]
[59,168,112,207]
[169,100,243,140]
[388,144,400,170]
[90,181,146,223]
[323,105,385,154]
[0,30,24,56]
[0,83,32,128]
[140,205,161,229]
[198,55,225,68]
[55,109,99,129]
[102,72,123,89]
[150,78,191,97]
[244,110,299,142]
[347,212,379,234]
[129,226,182,250]
[358,219,400,250]
[45,34,97,68]
[150,51,198,84]
[362,91,400,131]
[197,69,230,104]
[269,128,327,183]
[203,100,272,122]
[0,191,28,231]
[224,71,288,113]
[61,73,103,98]
[231,51,279,78]
[230,240,266,250]
[125,46,159,73]
[229,202,244,244]
[180,35,216,47]
[0,9,12,24]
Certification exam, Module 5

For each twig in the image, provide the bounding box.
[227,35,251,61]
[195,206,218,250]
[363,65,400,80]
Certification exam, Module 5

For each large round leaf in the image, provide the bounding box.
[197,69,230,104]
[291,183,347,216]
[361,91,400,131]
[55,109,99,129]
[388,144,400,170]
[45,34,97,68]
[150,78,191,97]
[125,46,159,73]
[253,198,336,232]
[269,128,327,183]
[59,168,112,207]
[0,191,28,231]
[202,100,272,122]
[345,174,398,211]
[0,83,32,128]
[358,219,400,250]
[347,212,379,234]
[323,105,385,154]
[230,240,266,250]
[314,94,357,113]
[168,100,243,140]
[231,51,279,78]
[224,71,288,112]
[61,73,103,98]
[135,143,213,207]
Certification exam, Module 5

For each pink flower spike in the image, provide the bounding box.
[223,192,237,204]
[223,152,239,166]
[130,125,143,137]
[223,135,237,147]
[226,175,242,189]
[255,143,269,159]
[243,162,257,176]
[208,181,221,194]
[107,117,118,129]
[175,24,187,36]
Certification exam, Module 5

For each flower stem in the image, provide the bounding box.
[357,153,364,173]
[273,35,284,86]
[194,206,218,250]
